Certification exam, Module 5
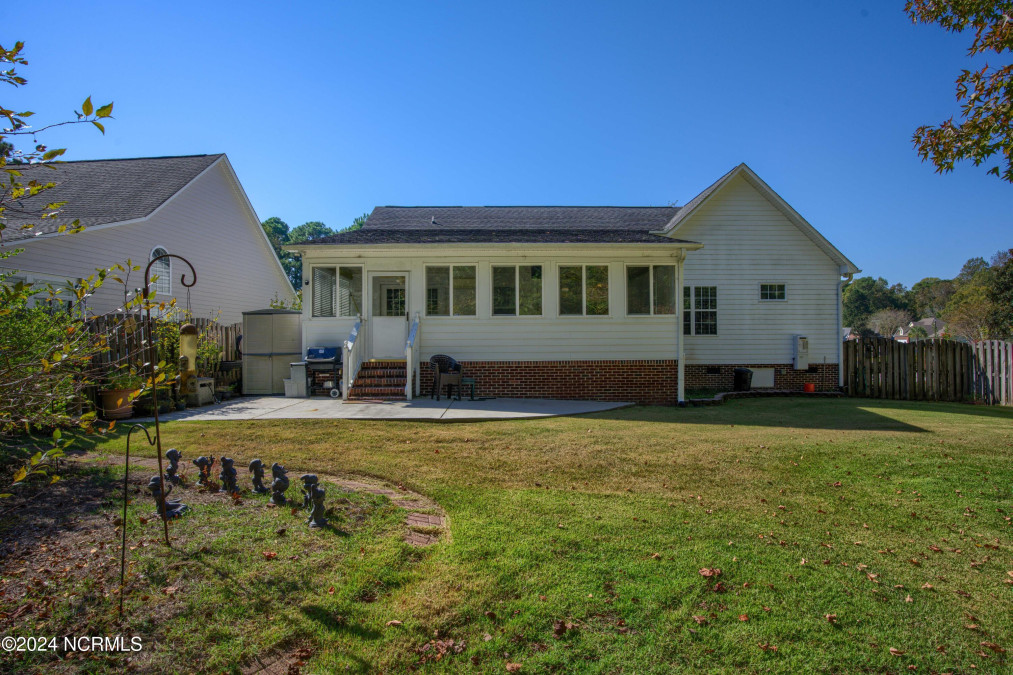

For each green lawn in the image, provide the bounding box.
[4,398,1013,673]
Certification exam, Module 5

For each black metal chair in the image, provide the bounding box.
[429,354,463,401]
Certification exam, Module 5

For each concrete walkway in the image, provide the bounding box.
[139,396,632,422]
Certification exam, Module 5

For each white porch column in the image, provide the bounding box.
[677,250,686,404]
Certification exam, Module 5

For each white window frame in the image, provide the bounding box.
[759,282,787,302]
[558,264,610,317]
[491,264,544,318]
[149,246,171,295]
[683,285,719,336]
[625,264,677,317]
[309,264,363,318]
[424,264,477,317]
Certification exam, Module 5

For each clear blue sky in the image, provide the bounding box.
[7,1,1011,287]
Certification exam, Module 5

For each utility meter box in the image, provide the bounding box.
[793,335,809,370]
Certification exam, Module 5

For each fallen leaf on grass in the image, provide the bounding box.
[758,642,778,652]
[385,620,403,627]
[699,568,722,578]
[691,615,708,625]
[163,586,178,596]
[505,663,522,673]
[825,614,838,623]
[328,586,335,595]
[261,551,277,560]
[981,642,1006,654]
[738,614,749,622]
[889,648,906,656]
[922,583,934,590]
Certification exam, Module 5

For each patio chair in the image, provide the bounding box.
[429,354,463,401]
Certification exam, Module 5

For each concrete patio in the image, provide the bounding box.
[139,396,633,422]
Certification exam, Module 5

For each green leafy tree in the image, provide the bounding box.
[910,277,955,318]
[842,277,911,330]
[342,212,369,232]
[956,256,990,284]
[260,216,290,251]
[905,1,1013,182]
[908,325,929,340]
[985,248,1013,337]
[288,220,336,244]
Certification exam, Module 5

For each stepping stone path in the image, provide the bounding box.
[86,454,447,547]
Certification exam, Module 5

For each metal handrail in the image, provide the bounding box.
[405,312,421,400]
[342,317,362,401]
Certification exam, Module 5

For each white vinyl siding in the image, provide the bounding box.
[678,173,841,364]
[1,161,295,323]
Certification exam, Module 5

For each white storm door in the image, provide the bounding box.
[368,272,409,359]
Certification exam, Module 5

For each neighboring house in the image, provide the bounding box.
[1,154,294,324]
[286,163,860,404]
[894,317,946,343]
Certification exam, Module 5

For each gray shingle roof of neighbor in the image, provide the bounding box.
[2,154,223,242]
[305,206,700,245]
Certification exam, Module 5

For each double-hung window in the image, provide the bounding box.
[626,265,676,315]
[426,265,477,316]
[683,286,717,335]
[311,266,363,317]
[759,283,786,301]
[559,265,609,316]
[492,265,542,316]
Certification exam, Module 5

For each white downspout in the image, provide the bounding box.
[677,250,687,405]
[837,267,853,388]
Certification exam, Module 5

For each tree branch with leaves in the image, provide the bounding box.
[905,1,1013,182]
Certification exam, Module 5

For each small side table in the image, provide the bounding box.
[461,376,476,401]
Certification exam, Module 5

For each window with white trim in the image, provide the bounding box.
[683,286,717,335]
[559,264,609,316]
[150,247,171,295]
[759,283,786,301]
[426,265,477,316]
[492,265,542,316]
[626,265,676,315]
[311,266,362,317]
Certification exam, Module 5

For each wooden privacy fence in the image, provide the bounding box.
[86,313,242,373]
[843,337,1013,405]
[972,340,1013,405]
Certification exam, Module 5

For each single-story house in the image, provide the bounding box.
[1,154,295,324]
[285,163,860,405]
[894,317,946,343]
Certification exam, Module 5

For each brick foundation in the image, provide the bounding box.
[417,360,839,405]
[685,363,838,393]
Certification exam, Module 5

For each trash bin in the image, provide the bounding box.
[733,368,753,392]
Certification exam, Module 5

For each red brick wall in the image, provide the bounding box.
[685,363,838,392]
[418,360,839,404]
[419,360,679,405]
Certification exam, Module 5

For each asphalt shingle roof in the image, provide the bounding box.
[307,206,696,246]
[2,154,223,242]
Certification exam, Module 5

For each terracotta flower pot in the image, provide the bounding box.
[100,388,135,419]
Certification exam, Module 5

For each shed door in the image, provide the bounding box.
[368,273,408,360]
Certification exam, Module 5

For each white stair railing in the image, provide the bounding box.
[405,312,421,400]
[342,317,362,401]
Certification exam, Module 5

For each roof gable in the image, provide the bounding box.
[655,163,860,274]
[3,154,223,242]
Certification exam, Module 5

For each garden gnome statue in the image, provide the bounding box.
[192,456,214,487]
[147,475,188,519]
[270,463,289,506]
[164,448,182,485]
[219,456,239,495]
[300,474,319,509]
[248,459,269,494]
[307,484,327,528]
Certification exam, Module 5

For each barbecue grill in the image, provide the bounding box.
[304,347,341,398]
